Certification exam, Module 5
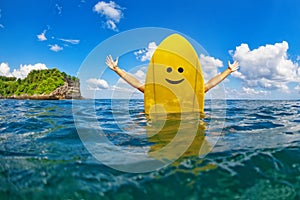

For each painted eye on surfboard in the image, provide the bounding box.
[166,66,184,73]
[177,67,184,73]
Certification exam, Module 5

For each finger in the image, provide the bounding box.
[106,56,111,63]
[106,57,112,64]
[106,55,111,63]
[114,57,119,66]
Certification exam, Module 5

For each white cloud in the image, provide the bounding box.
[110,67,146,98]
[0,63,13,77]
[49,44,63,52]
[231,41,300,92]
[86,78,109,90]
[58,38,80,45]
[94,1,122,21]
[134,69,146,81]
[0,63,48,79]
[12,63,48,79]
[199,54,224,80]
[0,9,4,29]
[134,42,158,62]
[38,29,79,51]
[37,30,47,41]
[55,4,62,15]
[78,0,86,7]
[224,87,270,99]
[295,85,300,91]
[117,67,147,86]
[105,19,117,31]
[297,56,300,61]
[93,1,124,31]
[242,87,269,95]
[111,85,136,93]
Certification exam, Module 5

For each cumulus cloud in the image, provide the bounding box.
[0,63,48,79]
[12,63,48,79]
[49,44,63,52]
[37,30,47,41]
[242,87,269,95]
[134,42,158,62]
[224,87,270,99]
[0,63,13,77]
[199,54,224,80]
[93,1,124,31]
[117,67,147,87]
[86,78,109,90]
[231,41,300,92]
[134,69,146,81]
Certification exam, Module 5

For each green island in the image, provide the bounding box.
[0,68,81,100]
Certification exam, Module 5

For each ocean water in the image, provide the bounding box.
[0,99,300,199]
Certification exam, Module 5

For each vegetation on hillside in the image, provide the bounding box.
[0,68,78,97]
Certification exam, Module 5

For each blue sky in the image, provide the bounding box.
[0,0,300,99]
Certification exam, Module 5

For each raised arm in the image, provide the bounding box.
[204,61,239,93]
[105,55,145,93]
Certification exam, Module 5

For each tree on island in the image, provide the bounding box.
[0,68,79,98]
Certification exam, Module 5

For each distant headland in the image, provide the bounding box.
[0,68,82,100]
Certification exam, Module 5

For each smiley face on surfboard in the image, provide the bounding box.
[144,34,205,115]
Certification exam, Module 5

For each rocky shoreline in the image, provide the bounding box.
[0,79,82,100]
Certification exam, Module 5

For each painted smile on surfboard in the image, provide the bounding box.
[144,33,205,115]
[165,78,184,84]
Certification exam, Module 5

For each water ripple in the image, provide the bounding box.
[0,99,300,199]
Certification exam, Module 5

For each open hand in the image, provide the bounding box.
[106,55,119,71]
[228,61,239,72]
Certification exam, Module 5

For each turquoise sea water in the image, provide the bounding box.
[0,99,300,199]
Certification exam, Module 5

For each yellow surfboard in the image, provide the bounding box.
[144,34,205,115]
